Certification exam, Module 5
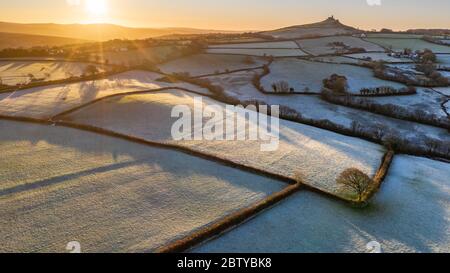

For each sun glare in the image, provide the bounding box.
[85,0,108,16]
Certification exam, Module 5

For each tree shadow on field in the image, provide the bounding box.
[0,119,283,201]
[0,119,285,252]
[195,168,449,253]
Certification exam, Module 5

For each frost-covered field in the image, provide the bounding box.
[193,155,450,253]
[260,59,405,93]
[0,61,106,86]
[440,71,450,80]
[437,54,450,66]
[360,88,448,120]
[205,70,450,144]
[0,70,209,119]
[387,63,423,74]
[0,120,285,253]
[310,56,364,64]
[209,41,300,49]
[365,38,450,53]
[90,46,180,66]
[158,54,267,77]
[61,90,384,199]
[346,52,413,63]
[433,87,450,96]
[296,36,384,55]
[206,48,308,57]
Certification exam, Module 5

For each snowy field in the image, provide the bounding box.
[310,56,364,64]
[365,38,450,53]
[206,48,308,57]
[0,70,210,119]
[433,87,450,96]
[437,54,450,66]
[346,52,413,63]
[360,88,448,120]
[296,36,384,56]
[0,61,106,86]
[387,63,423,74]
[209,41,300,49]
[90,46,180,66]
[365,33,423,39]
[205,70,450,144]
[158,54,267,77]
[193,155,450,253]
[260,59,405,93]
[0,120,285,253]
[61,90,384,199]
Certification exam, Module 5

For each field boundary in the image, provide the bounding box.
[155,182,302,253]
[362,150,395,203]
[193,65,265,79]
[0,114,297,186]
[1,111,382,203]
[51,87,213,120]
[320,90,450,130]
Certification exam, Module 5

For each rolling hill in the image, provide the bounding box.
[262,16,361,39]
[0,22,238,42]
[0,32,90,50]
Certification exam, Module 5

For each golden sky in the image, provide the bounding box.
[1,0,449,30]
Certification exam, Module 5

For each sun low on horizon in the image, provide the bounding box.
[85,0,108,16]
[65,0,111,24]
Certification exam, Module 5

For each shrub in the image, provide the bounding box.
[337,168,373,202]
[252,64,271,92]
[271,80,291,93]
[420,49,437,63]
[323,74,348,93]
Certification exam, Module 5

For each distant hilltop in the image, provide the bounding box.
[0,21,240,42]
[262,16,361,39]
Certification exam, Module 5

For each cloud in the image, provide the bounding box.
[366,0,382,6]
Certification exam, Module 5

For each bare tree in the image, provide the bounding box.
[425,138,440,154]
[271,80,291,93]
[373,123,387,141]
[337,168,373,202]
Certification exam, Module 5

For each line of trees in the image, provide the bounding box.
[321,89,450,129]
